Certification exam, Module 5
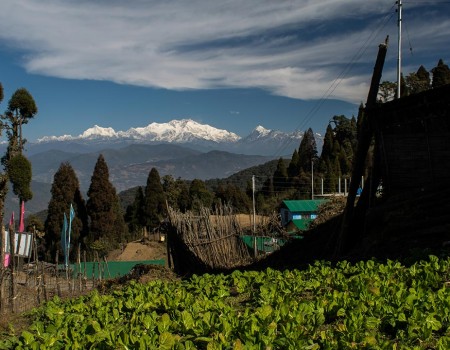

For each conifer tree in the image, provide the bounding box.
[162,175,179,210]
[318,125,334,173]
[287,149,300,180]
[112,194,129,243]
[273,157,288,192]
[125,186,145,234]
[261,176,274,198]
[189,179,213,212]
[298,128,318,173]
[143,168,167,230]
[431,59,450,88]
[324,160,337,193]
[86,154,127,253]
[406,65,431,94]
[45,162,88,261]
[177,180,191,213]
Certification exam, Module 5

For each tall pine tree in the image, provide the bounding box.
[44,162,88,262]
[406,65,431,94]
[86,154,127,253]
[298,128,318,173]
[273,157,288,192]
[144,168,167,231]
[287,149,300,180]
[125,186,145,235]
[431,59,450,88]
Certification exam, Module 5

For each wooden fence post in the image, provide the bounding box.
[8,222,15,313]
[55,250,61,297]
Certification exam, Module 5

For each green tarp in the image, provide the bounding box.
[59,259,165,279]
[240,235,287,253]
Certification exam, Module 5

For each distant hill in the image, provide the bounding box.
[10,145,275,217]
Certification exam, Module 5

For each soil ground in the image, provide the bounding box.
[107,239,168,262]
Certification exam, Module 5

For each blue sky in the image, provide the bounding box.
[0,0,449,142]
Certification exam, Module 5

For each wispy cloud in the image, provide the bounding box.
[0,0,448,103]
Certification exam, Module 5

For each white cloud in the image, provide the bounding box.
[0,0,448,103]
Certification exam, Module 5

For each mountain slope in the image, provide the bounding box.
[20,144,275,215]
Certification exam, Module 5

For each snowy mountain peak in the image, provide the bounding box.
[254,125,271,136]
[81,125,118,139]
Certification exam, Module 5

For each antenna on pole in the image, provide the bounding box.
[396,0,402,98]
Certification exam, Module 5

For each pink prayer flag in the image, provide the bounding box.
[9,211,14,228]
[19,201,25,232]
[4,254,10,268]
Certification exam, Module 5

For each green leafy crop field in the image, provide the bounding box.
[2,256,450,349]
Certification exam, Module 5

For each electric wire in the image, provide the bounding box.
[271,4,397,159]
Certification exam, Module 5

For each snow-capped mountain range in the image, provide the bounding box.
[35,119,318,156]
[38,119,241,143]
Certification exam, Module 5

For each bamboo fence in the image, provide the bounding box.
[0,247,108,315]
[167,205,252,273]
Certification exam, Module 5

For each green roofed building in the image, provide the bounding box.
[280,199,326,233]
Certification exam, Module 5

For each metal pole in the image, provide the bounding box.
[311,159,314,200]
[252,175,256,234]
[397,0,402,98]
[252,175,257,258]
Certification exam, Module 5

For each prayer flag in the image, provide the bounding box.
[9,211,14,228]
[67,204,75,261]
[61,212,68,254]
[19,201,25,232]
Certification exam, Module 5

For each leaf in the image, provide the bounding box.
[363,336,377,346]
[257,305,273,320]
[181,310,194,331]
[196,336,213,342]
[142,314,154,330]
[425,314,442,331]
[233,339,244,350]
[397,313,407,322]
[337,308,346,317]
[113,308,120,321]
[157,313,171,333]
[159,332,176,350]
[90,320,102,334]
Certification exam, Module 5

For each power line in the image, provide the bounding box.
[271,4,396,158]
[405,1,450,3]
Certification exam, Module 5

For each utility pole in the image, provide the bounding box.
[397,0,402,99]
[252,175,257,257]
[311,158,314,200]
[252,175,256,234]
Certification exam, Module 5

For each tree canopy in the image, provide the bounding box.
[8,153,33,202]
